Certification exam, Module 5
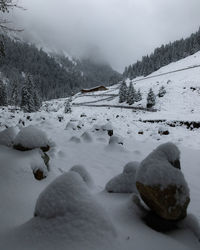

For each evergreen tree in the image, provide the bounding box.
[20,75,41,112]
[20,85,30,112]
[0,80,7,106]
[135,89,142,102]
[146,88,156,108]
[10,81,20,106]
[127,83,136,105]
[33,90,42,111]
[158,85,166,97]
[64,100,72,113]
[119,80,127,103]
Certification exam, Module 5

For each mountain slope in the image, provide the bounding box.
[69,50,200,121]
[0,34,121,101]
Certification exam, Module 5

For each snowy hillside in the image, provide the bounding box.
[0,51,200,250]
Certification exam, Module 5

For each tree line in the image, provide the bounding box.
[0,34,121,103]
[124,27,200,79]
[119,81,166,108]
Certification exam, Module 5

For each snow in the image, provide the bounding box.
[0,126,19,147]
[14,125,49,149]
[105,161,139,193]
[0,52,200,249]
[70,165,94,188]
[2,172,119,250]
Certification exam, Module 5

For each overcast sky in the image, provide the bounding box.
[10,0,200,72]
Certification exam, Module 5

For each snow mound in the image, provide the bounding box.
[105,161,139,193]
[0,126,19,147]
[109,135,123,145]
[65,120,83,130]
[25,172,119,250]
[136,142,189,197]
[70,165,94,188]
[69,136,81,143]
[13,126,49,150]
[81,131,93,142]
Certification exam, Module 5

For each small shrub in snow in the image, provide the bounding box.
[106,161,139,193]
[146,88,156,108]
[158,85,166,97]
[13,125,50,152]
[0,126,19,147]
[64,100,72,114]
[70,165,94,188]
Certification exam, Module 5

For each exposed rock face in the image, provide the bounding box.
[136,182,190,221]
[33,168,47,181]
[136,142,190,221]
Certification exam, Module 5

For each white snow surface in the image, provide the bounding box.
[14,125,49,149]
[1,52,200,249]
[70,165,94,188]
[2,172,118,250]
[105,161,139,193]
[0,126,19,147]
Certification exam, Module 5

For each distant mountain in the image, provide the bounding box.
[124,27,200,79]
[0,34,121,101]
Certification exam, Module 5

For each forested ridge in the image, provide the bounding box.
[124,27,200,79]
[0,34,121,101]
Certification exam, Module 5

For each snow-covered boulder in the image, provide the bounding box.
[109,135,123,146]
[81,131,93,143]
[70,165,94,188]
[136,142,190,221]
[105,161,139,193]
[69,136,81,143]
[0,126,19,147]
[65,120,83,131]
[29,172,119,250]
[13,126,50,152]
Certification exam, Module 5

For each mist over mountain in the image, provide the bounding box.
[0,34,121,101]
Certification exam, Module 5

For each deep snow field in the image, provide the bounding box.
[0,52,200,249]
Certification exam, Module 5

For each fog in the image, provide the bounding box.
[10,0,200,72]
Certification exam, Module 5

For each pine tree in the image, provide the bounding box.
[0,80,7,106]
[135,89,142,102]
[146,88,156,108]
[33,90,42,111]
[64,100,72,113]
[127,83,136,105]
[10,81,20,107]
[20,75,41,112]
[158,85,166,97]
[20,85,30,112]
[119,81,127,103]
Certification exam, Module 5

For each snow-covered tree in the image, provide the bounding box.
[127,83,136,105]
[146,88,156,108]
[158,85,166,97]
[64,100,72,113]
[0,80,7,106]
[135,89,142,102]
[20,75,41,112]
[10,81,20,106]
[119,81,127,103]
